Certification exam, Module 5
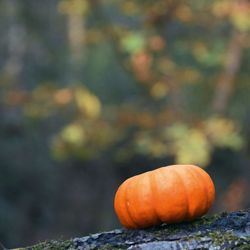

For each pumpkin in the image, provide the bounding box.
[114,164,215,229]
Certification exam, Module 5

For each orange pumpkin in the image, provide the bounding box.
[114,164,215,229]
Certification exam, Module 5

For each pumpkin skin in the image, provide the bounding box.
[114,164,215,229]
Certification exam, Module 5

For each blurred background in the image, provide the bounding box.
[0,0,250,247]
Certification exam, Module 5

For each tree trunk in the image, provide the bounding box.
[2,0,26,81]
[212,30,244,115]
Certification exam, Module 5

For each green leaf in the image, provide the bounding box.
[121,32,145,53]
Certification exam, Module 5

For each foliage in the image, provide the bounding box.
[0,0,250,246]
[2,0,248,166]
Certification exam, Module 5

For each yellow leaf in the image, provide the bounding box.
[61,123,85,145]
[58,0,89,15]
[166,124,211,166]
[231,13,250,31]
[150,82,169,99]
[74,87,101,119]
[175,130,210,166]
[204,117,244,150]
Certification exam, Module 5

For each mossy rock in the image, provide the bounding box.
[10,209,250,250]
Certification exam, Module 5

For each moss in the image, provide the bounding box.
[208,231,238,245]
[192,230,250,249]
[238,245,250,250]
[27,239,72,250]
[191,213,220,228]
[153,227,172,236]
